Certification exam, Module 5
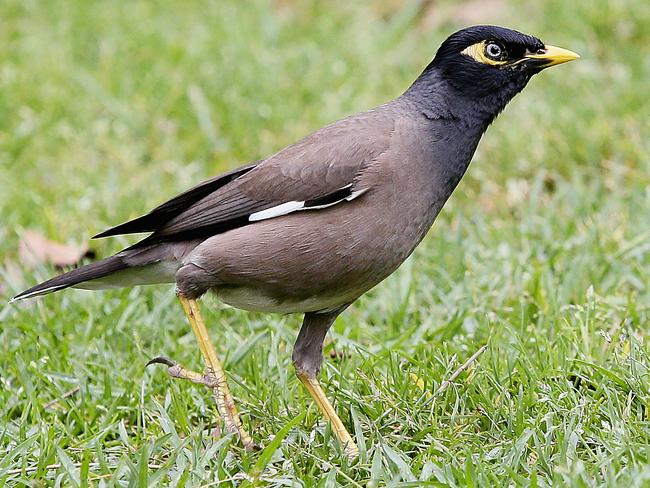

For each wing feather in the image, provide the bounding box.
[93,162,258,238]
[102,107,395,247]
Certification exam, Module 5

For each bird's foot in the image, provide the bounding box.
[298,373,359,461]
[147,356,210,385]
[146,356,258,451]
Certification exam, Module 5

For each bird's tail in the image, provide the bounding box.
[11,247,180,302]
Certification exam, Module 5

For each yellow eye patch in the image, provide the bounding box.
[461,41,508,66]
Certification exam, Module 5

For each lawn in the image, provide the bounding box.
[1,0,649,486]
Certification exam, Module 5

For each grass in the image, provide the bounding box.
[1,0,648,485]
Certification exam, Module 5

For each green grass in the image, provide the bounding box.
[1,0,649,485]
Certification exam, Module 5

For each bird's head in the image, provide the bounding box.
[414,25,579,120]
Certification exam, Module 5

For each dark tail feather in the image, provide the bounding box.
[11,255,128,302]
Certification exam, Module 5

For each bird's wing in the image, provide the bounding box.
[94,162,259,238]
[96,109,394,245]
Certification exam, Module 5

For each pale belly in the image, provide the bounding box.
[214,285,360,314]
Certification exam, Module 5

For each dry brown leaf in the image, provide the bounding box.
[19,230,92,269]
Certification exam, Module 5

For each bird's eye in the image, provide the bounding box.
[461,41,508,66]
[485,42,504,60]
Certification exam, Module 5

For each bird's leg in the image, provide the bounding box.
[148,293,255,451]
[178,294,255,450]
[293,308,359,460]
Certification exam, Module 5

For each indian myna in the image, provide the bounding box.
[13,25,579,458]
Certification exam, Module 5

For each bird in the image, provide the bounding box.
[12,25,579,459]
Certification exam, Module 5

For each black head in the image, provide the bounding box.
[410,25,579,121]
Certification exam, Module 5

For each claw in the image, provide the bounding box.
[146,356,176,368]
[147,355,212,385]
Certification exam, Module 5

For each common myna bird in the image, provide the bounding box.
[13,25,578,458]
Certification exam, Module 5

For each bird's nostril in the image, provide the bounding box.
[536,48,546,55]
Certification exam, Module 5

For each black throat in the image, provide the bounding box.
[402,63,531,133]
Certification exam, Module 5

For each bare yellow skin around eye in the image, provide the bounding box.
[461,41,508,66]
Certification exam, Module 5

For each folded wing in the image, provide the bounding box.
[94,109,394,247]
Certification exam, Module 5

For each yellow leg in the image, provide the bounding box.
[297,372,359,460]
[178,294,255,451]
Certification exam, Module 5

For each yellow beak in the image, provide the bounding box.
[525,45,580,68]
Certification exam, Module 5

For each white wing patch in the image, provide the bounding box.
[248,186,368,223]
[248,201,305,222]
